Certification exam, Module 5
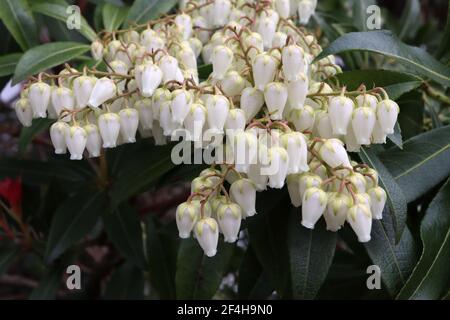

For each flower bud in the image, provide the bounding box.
[141,63,163,97]
[344,123,361,152]
[287,174,302,207]
[356,94,378,111]
[264,82,288,120]
[252,53,278,91]
[324,193,352,231]
[282,45,306,81]
[217,202,242,243]
[281,132,309,174]
[299,173,322,206]
[195,217,219,257]
[193,16,210,44]
[29,81,51,118]
[119,108,139,143]
[84,123,102,158]
[98,112,121,148]
[175,13,193,40]
[347,204,372,242]
[328,96,354,135]
[65,126,87,160]
[272,31,288,48]
[158,55,180,83]
[88,77,116,108]
[51,86,75,117]
[267,147,289,189]
[50,121,69,154]
[171,89,192,125]
[352,107,376,145]
[354,193,371,207]
[225,108,246,132]
[298,0,316,24]
[258,17,277,49]
[184,102,207,142]
[212,0,231,27]
[14,98,33,127]
[244,32,263,61]
[319,139,351,168]
[361,167,379,188]
[176,201,200,238]
[288,105,315,131]
[152,88,171,121]
[376,99,399,134]
[367,187,386,220]
[347,172,367,193]
[134,98,153,130]
[232,130,258,173]
[240,87,264,122]
[188,37,203,58]
[91,40,104,60]
[159,100,178,136]
[211,45,233,80]
[371,121,387,144]
[302,187,327,229]
[206,95,230,134]
[230,178,257,218]
[220,71,247,97]
[73,76,97,109]
[275,0,290,19]
[286,74,308,109]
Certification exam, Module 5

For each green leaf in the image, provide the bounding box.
[238,246,273,299]
[18,118,53,154]
[288,210,337,299]
[0,248,19,275]
[334,70,422,100]
[378,125,450,203]
[124,0,177,26]
[396,178,450,299]
[359,147,407,242]
[44,190,107,263]
[397,91,424,140]
[352,0,376,31]
[109,144,176,207]
[102,3,128,31]
[145,217,177,299]
[315,30,450,86]
[0,53,22,77]
[387,122,403,150]
[436,0,450,58]
[29,269,62,300]
[103,262,144,299]
[103,203,147,269]
[398,0,420,40]
[31,2,97,41]
[175,238,234,299]
[0,0,38,50]
[198,64,212,80]
[12,42,90,84]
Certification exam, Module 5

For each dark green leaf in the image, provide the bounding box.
[360,147,407,242]
[175,238,234,299]
[397,178,450,299]
[398,0,420,40]
[18,118,53,154]
[288,210,337,299]
[378,125,450,202]
[124,0,177,26]
[0,53,22,77]
[0,0,38,50]
[29,269,62,300]
[103,203,147,269]
[198,64,212,80]
[31,1,97,41]
[102,3,128,31]
[103,262,144,299]
[397,91,424,140]
[436,0,450,58]
[0,248,19,275]
[387,122,403,150]
[43,16,87,43]
[44,190,107,263]
[12,42,90,84]
[238,246,273,299]
[315,30,450,86]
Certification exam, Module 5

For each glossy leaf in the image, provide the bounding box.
[397,178,450,299]
[0,53,22,77]
[316,30,450,86]
[102,3,128,31]
[0,0,38,50]
[12,42,90,84]
[124,0,177,26]
[103,262,144,299]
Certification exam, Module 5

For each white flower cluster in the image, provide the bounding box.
[13,0,398,257]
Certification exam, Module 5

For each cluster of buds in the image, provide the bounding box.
[13,0,397,257]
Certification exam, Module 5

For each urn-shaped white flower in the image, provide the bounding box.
[281,132,309,174]
[51,86,75,117]
[347,204,372,242]
[84,123,102,158]
[50,121,69,154]
[141,63,163,97]
[206,95,230,134]
[225,108,246,134]
[287,174,302,207]
[324,193,352,231]
[240,87,264,122]
[267,147,289,189]
[264,82,288,120]
[119,108,139,143]
[371,121,387,144]
[272,31,288,48]
[288,105,315,132]
[376,99,399,134]
[319,138,351,168]
[195,217,219,257]
[252,53,278,91]
[73,76,97,109]
[212,0,232,27]
[367,187,387,220]
[298,0,316,24]
[158,55,180,83]
[29,82,51,118]
[217,202,242,243]
[211,45,233,80]
[299,173,322,206]
[174,13,193,40]
[176,201,200,238]
[98,112,121,148]
[14,98,33,127]
[286,74,308,109]
[171,89,192,125]
[328,95,355,135]
[282,44,306,81]
[302,187,327,229]
[184,102,207,142]
[91,40,104,60]
[151,88,171,121]
[65,126,87,160]
[258,17,277,49]
[356,94,378,111]
[352,107,376,145]
[88,77,116,108]
[230,178,257,218]
[134,98,153,130]
[274,0,290,19]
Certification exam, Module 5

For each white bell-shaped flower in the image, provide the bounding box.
[288,105,315,132]
[91,40,104,60]
[258,17,277,49]
[274,0,290,18]
[88,77,116,108]
[178,45,197,70]
[347,172,367,193]
[281,132,309,174]
[313,111,333,139]
[230,178,257,218]
[158,55,180,83]
[367,187,386,220]
[98,112,121,148]
[141,63,163,97]
[65,126,87,160]
[240,87,264,122]
[206,95,230,134]
[319,139,351,168]
[252,53,278,91]
[134,98,153,130]
[287,174,302,207]
[354,193,371,207]
[195,217,219,257]
[282,44,306,81]
[361,167,379,189]
[212,0,231,27]
[14,98,33,127]
[174,13,193,40]
[159,100,178,136]
[50,121,69,154]
[193,16,210,44]
[344,122,361,152]
[73,76,97,109]
[352,107,376,145]
[176,201,200,238]
[264,82,288,120]
[347,204,372,242]
[328,96,355,135]
[376,99,399,134]
[299,173,322,206]
[301,187,327,229]
[324,193,352,231]
[211,45,233,80]
[51,86,75,117]
[244,32,264,61]
[201,43,214,65]
[267,147,289,189]
[29,81,51,118]
[298,0,316,24]
[140,27,156,46]
[220,71,247,97]
[84,123,102,158]
[188,37,203,58]
[286,74,308,109]
[289,0,299,16]
[119,108,139,143]
[217,202,242,243]
[371,120,387,144]
[232,130,258,173]
[272,31,288,48]
[151,88,171,122]
[356,94,378,111]
[171,89,192,125]
[225,108,246,132]
[184,102,206,142]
